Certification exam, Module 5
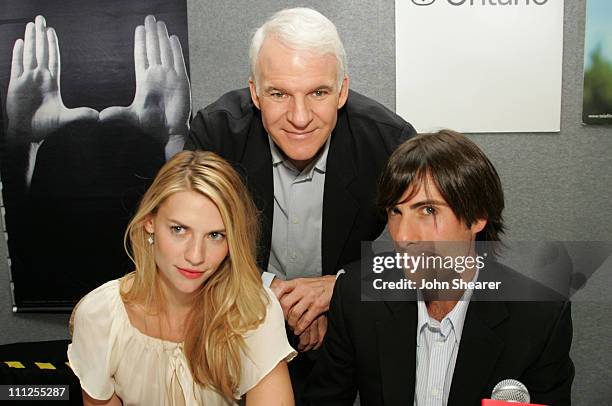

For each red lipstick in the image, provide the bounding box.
[177,267,204,280]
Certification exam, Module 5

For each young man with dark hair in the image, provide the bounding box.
[303,130,573,406]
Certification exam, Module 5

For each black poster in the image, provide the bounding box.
[0,0,191,311]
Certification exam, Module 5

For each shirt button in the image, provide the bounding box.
[431,388,439,397]
[292,217,299,224]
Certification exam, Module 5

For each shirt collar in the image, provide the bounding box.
[416,268,479,346]
[268,135,331,177]
[269,136,285,166]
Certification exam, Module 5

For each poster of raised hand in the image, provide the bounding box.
[0,0,191,311]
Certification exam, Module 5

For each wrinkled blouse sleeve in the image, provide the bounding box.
[67,281,118,400]
[238,287,297,396]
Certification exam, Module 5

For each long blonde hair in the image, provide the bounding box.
[121,150,268,401]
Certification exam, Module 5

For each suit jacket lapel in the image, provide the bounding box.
[448,300,508,406]
[321,113,359,275]
[377,301,417,405]
[240,116,274,271]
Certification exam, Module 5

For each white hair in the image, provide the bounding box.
[249,7,348,94]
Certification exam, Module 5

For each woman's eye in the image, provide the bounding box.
[209,232,225,240]
[170,226,184,234]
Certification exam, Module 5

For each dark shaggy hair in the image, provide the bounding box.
[377,129,505,242]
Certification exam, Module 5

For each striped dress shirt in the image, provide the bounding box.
[414,277,476,406]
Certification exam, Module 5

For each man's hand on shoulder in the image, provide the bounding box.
[297,314,327,352]
[270,275,336,335]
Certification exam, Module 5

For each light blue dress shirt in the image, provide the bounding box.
[414,271,477,406]
[264,136,331,281]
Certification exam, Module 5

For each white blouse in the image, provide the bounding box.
[68,279,296,405]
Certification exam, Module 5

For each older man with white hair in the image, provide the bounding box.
[185,7,415,402]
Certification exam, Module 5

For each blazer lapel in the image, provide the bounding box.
[377,301,417,405]
[447,301,508,406]
[240,117,274,271]
[321,114,359,275]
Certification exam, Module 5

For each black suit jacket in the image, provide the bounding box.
[303,260,574,406]
[186,88,415,275]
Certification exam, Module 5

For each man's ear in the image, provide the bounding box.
[144,214,155,234]
[249,79,261,110]
[337,75,350,109]
[470,218,487,235]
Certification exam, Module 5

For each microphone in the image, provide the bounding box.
[481,379,547,406]
[492,379,530,402]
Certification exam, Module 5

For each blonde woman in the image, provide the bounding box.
[68,151,296,405]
